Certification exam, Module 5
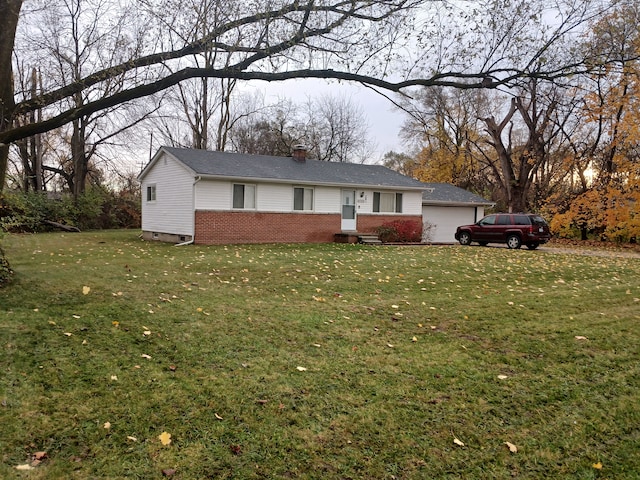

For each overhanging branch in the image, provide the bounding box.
[0,64,599,145]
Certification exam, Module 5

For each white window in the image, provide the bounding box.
[373,192,402,213]
[293,187,314,211]
[146,184,156,202]
[232,184,256,209]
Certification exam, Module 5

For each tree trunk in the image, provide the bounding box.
[71,117,88,198]
[0,0,23,191]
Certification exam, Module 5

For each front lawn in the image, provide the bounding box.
[1,231,639,479]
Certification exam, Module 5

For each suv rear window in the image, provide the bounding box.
[514,215,531,225]
[530,215,547,226]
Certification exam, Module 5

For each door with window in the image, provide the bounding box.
[341,190,356,231]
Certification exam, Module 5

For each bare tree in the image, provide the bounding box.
[227,93,374,162]
[9,0,151,196]
[303,93,375,163]
[0,0,621,189]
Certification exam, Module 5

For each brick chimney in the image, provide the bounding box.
[292,145,307,162]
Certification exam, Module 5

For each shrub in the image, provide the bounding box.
[0,245,11,287]
[375,220,423,243]
[0,188,141,233]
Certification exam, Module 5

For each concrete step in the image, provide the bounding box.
[358,234,382,245]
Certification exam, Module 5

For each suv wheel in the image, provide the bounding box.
[458,231,472,245]
[506,234,522,249]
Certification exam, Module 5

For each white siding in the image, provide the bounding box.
[195,179,231,210]
[315,186,341,213]
[423,205,485,243]
[402,191,424,215]
[141,153,195,235]
[196,181,343,213]
[258,184,292,211]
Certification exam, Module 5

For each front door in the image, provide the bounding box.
[341,190,357,231]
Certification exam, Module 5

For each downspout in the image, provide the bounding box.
[175,175,201,246]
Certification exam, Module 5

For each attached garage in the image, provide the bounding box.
[421,184,494,244]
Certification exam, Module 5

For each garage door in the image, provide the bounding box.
[423,206,484,243]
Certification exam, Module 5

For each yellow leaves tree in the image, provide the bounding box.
[550,189,606,240]
[551,3,640,242]
[398,86,490,193]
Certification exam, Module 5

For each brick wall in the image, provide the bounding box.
[195,211,341,244]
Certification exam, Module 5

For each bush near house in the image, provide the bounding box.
[375,219,423,243]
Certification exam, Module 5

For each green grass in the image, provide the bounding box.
[1,231,639,479]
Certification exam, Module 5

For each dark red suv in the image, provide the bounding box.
[455,213,551,249]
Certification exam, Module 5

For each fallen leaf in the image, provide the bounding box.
[296,366,307,371]
[574,335,588,340]
[15,464,34,470]
[593,462,603,470]
[387,343,394,348]
[127,436,138,442]
[162,468,177,477]
[141,354,152,359]
[412,336,418,342]
[112,321,120,327]
[82,286,91,295]
[504,441,518,453]
[214,413,223,420]
[33,452,47,461]
[48,320,56,325]
[104,422,111,429]
[453,438,465,447]
[497,375,508,380]
[110,375,118,381]
[64,332,72,336]
[143,330,151,336]
[158,431,172,446]
[72,315,81,319]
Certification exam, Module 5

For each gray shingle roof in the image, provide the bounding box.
[421,182,494,206]
[153,147,426,190]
